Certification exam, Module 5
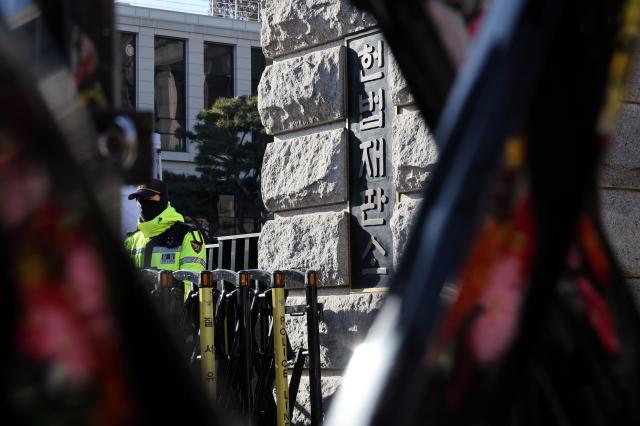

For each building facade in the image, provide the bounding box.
[115,0,211,16]
[115,3,263,175]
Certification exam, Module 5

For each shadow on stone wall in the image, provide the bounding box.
[286,291,386,425]
[285,292,386,370]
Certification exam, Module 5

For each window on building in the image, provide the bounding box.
[119,32,136,110]
[204,43,233,108]
[251,47,269,95]
[155,37,186,151]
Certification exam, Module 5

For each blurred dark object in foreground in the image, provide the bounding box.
[329,0,640,425]
[0,1,221,424]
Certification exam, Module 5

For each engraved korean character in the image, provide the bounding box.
[359,138,385,178]
[358,40,384,83]
[204,317,213,327]
[361,235,388,275]
[359,88,385,131]
[206,371,215,382]
[361,188,389,226]
[362,266,388,275]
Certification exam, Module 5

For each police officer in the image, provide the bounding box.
[124,179,206,295]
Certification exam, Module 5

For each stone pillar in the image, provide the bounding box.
[600,46,640,302]
[256,1,437,423]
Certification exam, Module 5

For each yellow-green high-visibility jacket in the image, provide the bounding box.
[124,204,206,295]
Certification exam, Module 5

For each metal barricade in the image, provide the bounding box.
[241,270,276,424]
[137,267,323,426]
[210,269,240,413]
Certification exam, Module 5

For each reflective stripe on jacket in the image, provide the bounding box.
[124,203,206,294]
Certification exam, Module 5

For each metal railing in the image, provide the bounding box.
[210,0,261,22]
[205,232,260,270]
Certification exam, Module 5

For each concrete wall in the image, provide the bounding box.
[600,45,640,303]
[256,1,437,423]
[115,4,261,175]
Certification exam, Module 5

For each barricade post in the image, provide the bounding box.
[159,269,173,311]
[238,270,253,424]
[199,270,216,400]
[272,270,290,426]
[306,271,323,425]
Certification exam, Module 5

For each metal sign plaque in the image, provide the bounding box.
[347,31,395,289]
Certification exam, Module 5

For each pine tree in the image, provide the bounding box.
[169,95,271,237]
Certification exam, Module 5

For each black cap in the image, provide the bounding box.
[127,179,168,200]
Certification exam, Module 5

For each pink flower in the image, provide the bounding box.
[19,288,95,385]
[65,244,114,337]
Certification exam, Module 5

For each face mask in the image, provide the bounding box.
[138,198,166,222]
